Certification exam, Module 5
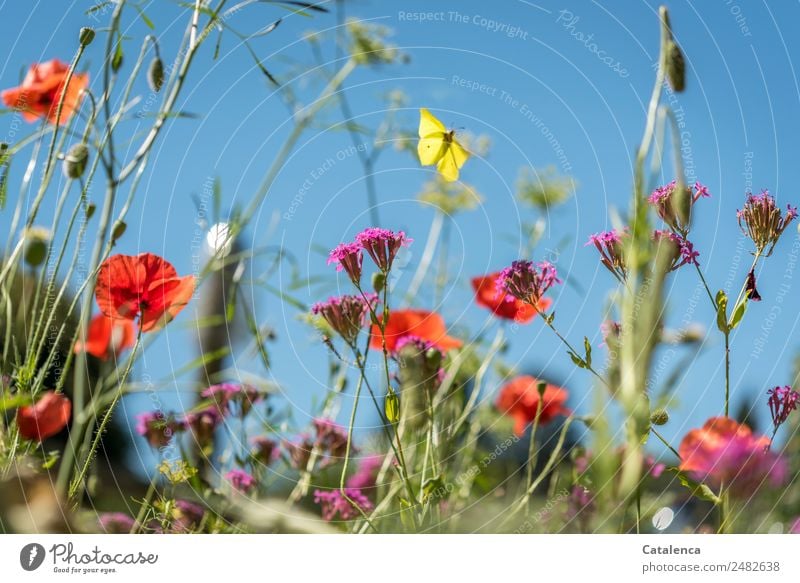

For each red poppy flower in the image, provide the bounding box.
[496,375,570,436]
[95,253,194,333]
[74,313,136,360]
[1,59,89,125]
[16,392,71,441]
[471,272,553,323]
[369,308,462,352]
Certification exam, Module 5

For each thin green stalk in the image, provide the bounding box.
[68,330,142,501]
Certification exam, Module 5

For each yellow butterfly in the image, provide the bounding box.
[417,108,469,182]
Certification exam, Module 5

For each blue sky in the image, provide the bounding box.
[2,0,800,471]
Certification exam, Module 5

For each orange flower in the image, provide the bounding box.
[74,313,136,360]
[95,253,194,333]
[496,375,570,436]
[17,392,71,441]
[1,59,89,125]
[471,272,552,323]
[678,416,786,495]
[369,308,462,352]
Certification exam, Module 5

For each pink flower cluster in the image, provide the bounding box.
[328,227,412,283]
[496,260,560,305]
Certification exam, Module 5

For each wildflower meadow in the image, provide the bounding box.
[2,0,800,554]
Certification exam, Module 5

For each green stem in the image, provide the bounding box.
[68,330,142,501]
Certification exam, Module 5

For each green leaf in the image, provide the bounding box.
[0,145,10,210]
[583,336,592,368]
[568,350,587,369]
[133,4,155,30]
[111,34,124,71]
[728,295,748,330]
[715,290,728,333]
[671,468,721,504]
[421,476,445,502]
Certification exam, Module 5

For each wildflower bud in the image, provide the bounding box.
[650,409,669,426]
[22,227,51,267]
[385,391,400,424]
[79,27,96,47]
[86,202,96,219]
[148,57,164,92]
[63,142,89,179]
[372,271,386,293]
[111,220,127,242]
[665,41,685,92]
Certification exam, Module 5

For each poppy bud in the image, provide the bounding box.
[79,27,96,47]
[385,391,400,424]
[86,202,96,219]
[148,57,164,92]
[666,41,685,92]
[650,409,669,426]
[111,220,127,242]
[22,227,51,267]
[63,142,89,179]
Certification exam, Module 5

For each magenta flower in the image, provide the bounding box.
[355,228,412,272]
[313,417,351,464]
[202,382,262,416]
[171,500,205,533]
[311,294,377,345]
[184,406,222,448]
[767,385,799,434]
[496,260,560,306]
[653,230,699,271]
[250,435,280,466]
[225,469,257,493]
[328,241,363,284]
[284,435,314,470]
[346,455,383,491]
[648,180,710,234]
[790,517,800,534]
[737,190,797,256]
[135,411,184,448]
[314,488,374,521]
[586,229,627,281]
[98,512,136,534]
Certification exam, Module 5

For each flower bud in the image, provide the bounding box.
[63,143,89,179]
[79,27,96,47]
[650,409,669,426]
[22,227,51,267]
[385,391,400,424]
[148,57,164,92]
[86,202,96,219]
[111,220,127,242]
[666,41,685,92]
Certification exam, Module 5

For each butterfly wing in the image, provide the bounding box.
[436,138,469,182]
[418,108,448,166]
[418,107,446,137]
